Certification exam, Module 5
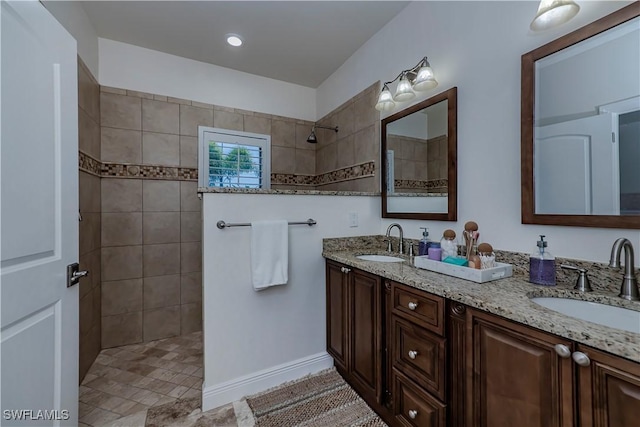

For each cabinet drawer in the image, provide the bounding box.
[393,369,446,427]
[391,281,444,336]
[393,316,446,401]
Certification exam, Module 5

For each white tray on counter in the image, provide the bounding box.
[413,256,513,283]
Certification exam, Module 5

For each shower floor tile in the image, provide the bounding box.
[79,331,203,426]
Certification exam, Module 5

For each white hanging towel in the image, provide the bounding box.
[251,220,289,291]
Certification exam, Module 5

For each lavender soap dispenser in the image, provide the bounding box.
[529,235,556,286]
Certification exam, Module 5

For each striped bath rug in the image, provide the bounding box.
[245,368,388,427]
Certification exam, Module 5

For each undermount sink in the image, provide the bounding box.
[530,297,640,334]
[356,254,405,263]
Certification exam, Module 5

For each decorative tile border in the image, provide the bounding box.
[80,152,374,186]
[102,163,199,181]
[271,173,316,186]
[316,162,375,185]
[79,151,102,177]
[395,178,448,191]
[79,151,198,181]
[271,161,376,187]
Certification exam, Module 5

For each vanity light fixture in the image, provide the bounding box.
[375,57,438,112]
[226,33,243,47]
[530,0,580,31]
[306,125,339,144]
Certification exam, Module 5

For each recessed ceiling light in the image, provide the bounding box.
[226,34,243,47]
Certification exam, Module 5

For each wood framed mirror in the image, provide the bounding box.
[381,87,457,220]
[521,3,640,229]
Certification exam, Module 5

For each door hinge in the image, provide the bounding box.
[612,132,615,143]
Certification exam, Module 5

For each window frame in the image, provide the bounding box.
[198,126,271,189]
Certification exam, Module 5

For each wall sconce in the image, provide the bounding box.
[530,0,580,31]
[306,125,338,143]
[375,57,438,112]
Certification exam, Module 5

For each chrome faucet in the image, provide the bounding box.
[609,238,640,301]
[385,223,404,254]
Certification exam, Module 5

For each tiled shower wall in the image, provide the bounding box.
[78,58,102,380]
[387,134,447,193]
[99,88,206,348]
[96,82,381,346]
[315,82,380,192]
[97,88,316,347]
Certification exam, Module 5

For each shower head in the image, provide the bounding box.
[306,125,339,144]
[306,129,317,143]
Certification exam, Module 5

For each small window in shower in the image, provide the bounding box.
[198,127,271,189]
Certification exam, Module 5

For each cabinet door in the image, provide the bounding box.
[577,344,640,427]
[467,309,575,427]
[326,261,348,371]
[350,268,382,402]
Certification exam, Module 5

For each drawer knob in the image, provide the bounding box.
[408,350,418,360]
[572,351,591,367]
[554,344,571,358]
[408,409,418,419]
[408,301,418,310]
[341,267,351,274]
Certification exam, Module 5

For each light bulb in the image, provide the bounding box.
[393,74,416,102]
[412,61,438,91]
[530,0,580,31]
[375,86,396,111]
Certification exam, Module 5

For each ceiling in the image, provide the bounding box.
[80,1,410,88]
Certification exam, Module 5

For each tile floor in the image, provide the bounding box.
[79,331,203,426]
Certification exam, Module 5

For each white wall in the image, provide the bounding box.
[317,1,639,264]
[387,196,448,213]
[43,0,99,78]
[201,193,380,410]
[388,112,429,139]
[99,39,316,121]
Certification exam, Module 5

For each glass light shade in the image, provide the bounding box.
[393,75,416,102]
[412,64,438,91]
[375,86,396,111]
[530,0,580,31]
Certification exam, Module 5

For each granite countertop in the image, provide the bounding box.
[323,248,640,363]
[198,187,379,196]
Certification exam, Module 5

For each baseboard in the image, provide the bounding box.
[202,351,333,412]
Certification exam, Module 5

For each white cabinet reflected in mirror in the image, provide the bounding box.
[522,4,640,229]
[382,87,457,221]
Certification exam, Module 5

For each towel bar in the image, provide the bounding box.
[217,218,317,229]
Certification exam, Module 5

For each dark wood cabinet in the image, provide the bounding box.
[391,282,447,427]
[577,344,640,427]
[465,308,575,427]
[325,261,348,371]
[325,259,640,427]
[463,308,640,427]
[325,260,383,406]
[350,267,383,402]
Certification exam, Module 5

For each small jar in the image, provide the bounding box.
[440,229,458,259]
[477,243,495,269]
[428,242,442,261]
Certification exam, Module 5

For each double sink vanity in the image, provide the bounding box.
[345,5,639,426]
[322,236,640,427]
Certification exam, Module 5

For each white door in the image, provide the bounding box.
[1,1,79,425]
[535,113,618,215]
